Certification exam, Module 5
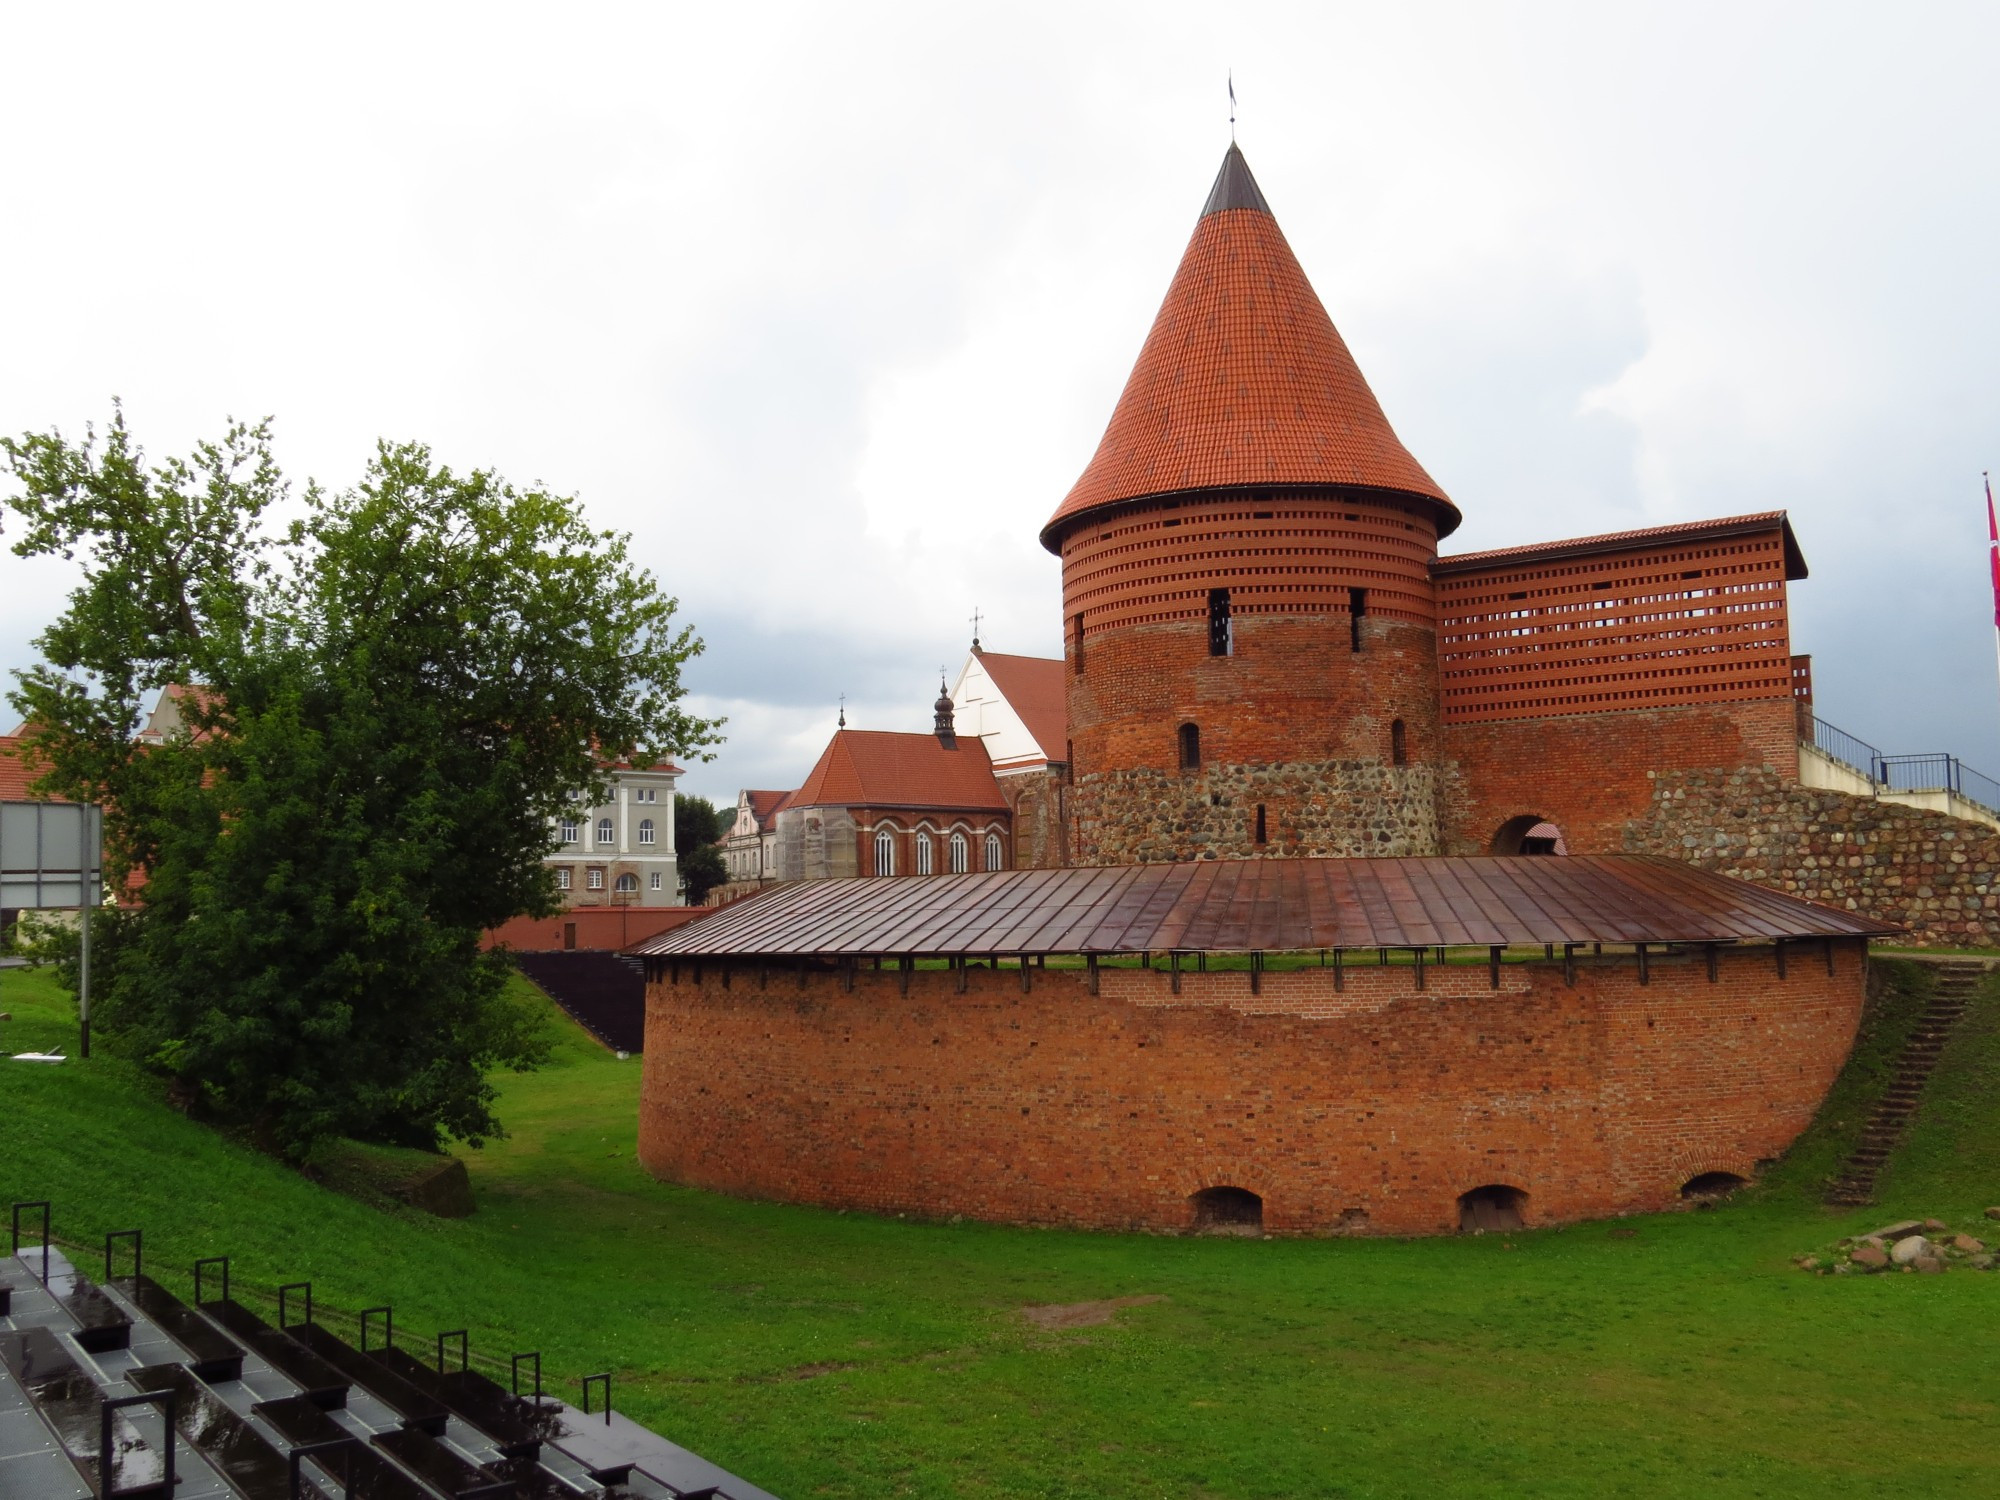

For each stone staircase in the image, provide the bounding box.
[1825,958,1987,1206]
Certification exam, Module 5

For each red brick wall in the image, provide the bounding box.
[1442,698,1799,855]
[1059,488,1446,864]
[483,905,708,952]
[637,942,1865,1235]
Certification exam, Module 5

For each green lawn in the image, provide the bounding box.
[4,959,1999,1498]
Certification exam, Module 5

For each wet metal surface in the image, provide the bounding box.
[634,854,1904,958]
[111,1279,242,1383]
[374,1345,563,1458]
[371,1423,496,1492]
[0,1327,163,1495]
[252,1394,433,1500]
[38,1263,130,1355]
[287,1324,448,1434]
[126,1362,326,1500]
[200,1299,348,1408]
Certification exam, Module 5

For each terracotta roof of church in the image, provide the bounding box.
[973,649,1067,761]
[744,789,790,828]
[788,730,1006,814]
[1042,144,1456,551]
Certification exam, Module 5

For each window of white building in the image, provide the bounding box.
[615,873,638,894]
[874,830,894,876]
[650,871,663,891]
[948,831,968,873]
[587,867,604,890]
[559,818,578,844]
[638,818,655,845]
[985,833,1003,871]
[597,817,614,844]
[557,867,572,890]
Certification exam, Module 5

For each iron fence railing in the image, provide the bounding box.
[1807,717,2000,816]
[1872,754,2000,816]
[1810,716,1881,777]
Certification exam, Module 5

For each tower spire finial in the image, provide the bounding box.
[1228,70,1236,143]
[970,605,983,650]
[837,693,846,729]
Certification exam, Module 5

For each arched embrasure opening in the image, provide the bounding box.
[1680,1171,1749,1202]
[1190,1186,1264,1236]
[1457,1184,1527,1232]
[1490,815,1568,856]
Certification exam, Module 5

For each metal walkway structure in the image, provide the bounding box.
[1,1207,777,1499]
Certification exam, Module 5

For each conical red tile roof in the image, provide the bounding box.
[1042,145,1457,550]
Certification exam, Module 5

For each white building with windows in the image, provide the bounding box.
[545,758,682,908]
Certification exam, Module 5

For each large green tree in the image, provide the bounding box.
[674,794,729,905]
[1,406,722,1160]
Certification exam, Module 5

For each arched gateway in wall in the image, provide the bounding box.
[633,856,1894,1237]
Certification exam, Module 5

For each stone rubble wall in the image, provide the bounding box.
[1071,758,1444,863]
[1625,767,2000,947]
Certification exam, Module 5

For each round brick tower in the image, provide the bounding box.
[1043,145,1461,863]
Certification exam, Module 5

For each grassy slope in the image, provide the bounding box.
[3,961,1998,1498]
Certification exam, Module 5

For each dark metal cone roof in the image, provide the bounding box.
[1202,143,1271,215]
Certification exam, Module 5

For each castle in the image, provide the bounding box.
[631,144,1993,1236]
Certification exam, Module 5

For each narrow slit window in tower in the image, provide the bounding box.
[1391,718,1408,766]
[1208,588,1233,657]
[1073,612,1085,675]
[1349,587,1368,652]
[1255,803,1267,844]
[1178,723,1201,770]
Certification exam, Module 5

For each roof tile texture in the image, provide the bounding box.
[973,650,1067,761]
[1045,151,1454,546]
[788,730,1006,814]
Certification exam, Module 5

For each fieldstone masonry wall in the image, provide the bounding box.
[1073,759,1443,862]
[1626,768,2000,948]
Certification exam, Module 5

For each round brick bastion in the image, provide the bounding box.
[632,857,1893,1238]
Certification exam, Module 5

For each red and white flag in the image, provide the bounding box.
[1988,472,2000,630]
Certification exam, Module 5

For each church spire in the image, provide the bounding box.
[933,676,958,749]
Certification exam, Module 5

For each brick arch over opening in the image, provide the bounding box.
[1490,814,1567,856]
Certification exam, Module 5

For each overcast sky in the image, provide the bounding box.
[3,2,1996,808]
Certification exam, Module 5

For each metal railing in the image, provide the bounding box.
[1872,754,2000,815]
[1807,717,2000,816]
[1810,716,1881,777]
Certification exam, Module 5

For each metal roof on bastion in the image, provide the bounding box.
[634,856,1899,959]
[1041,144,1459,550]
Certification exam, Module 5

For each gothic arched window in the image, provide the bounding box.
[985,832,1003,871]
[874,830,895,876]
[915,834,935,875]
[948,832,968,873]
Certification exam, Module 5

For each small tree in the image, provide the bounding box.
[675,795,728,905]
[1,406,722,1160]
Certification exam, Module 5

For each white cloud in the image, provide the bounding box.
[4,0,1999,793]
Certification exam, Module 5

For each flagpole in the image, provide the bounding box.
[1986,472,2000,726]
